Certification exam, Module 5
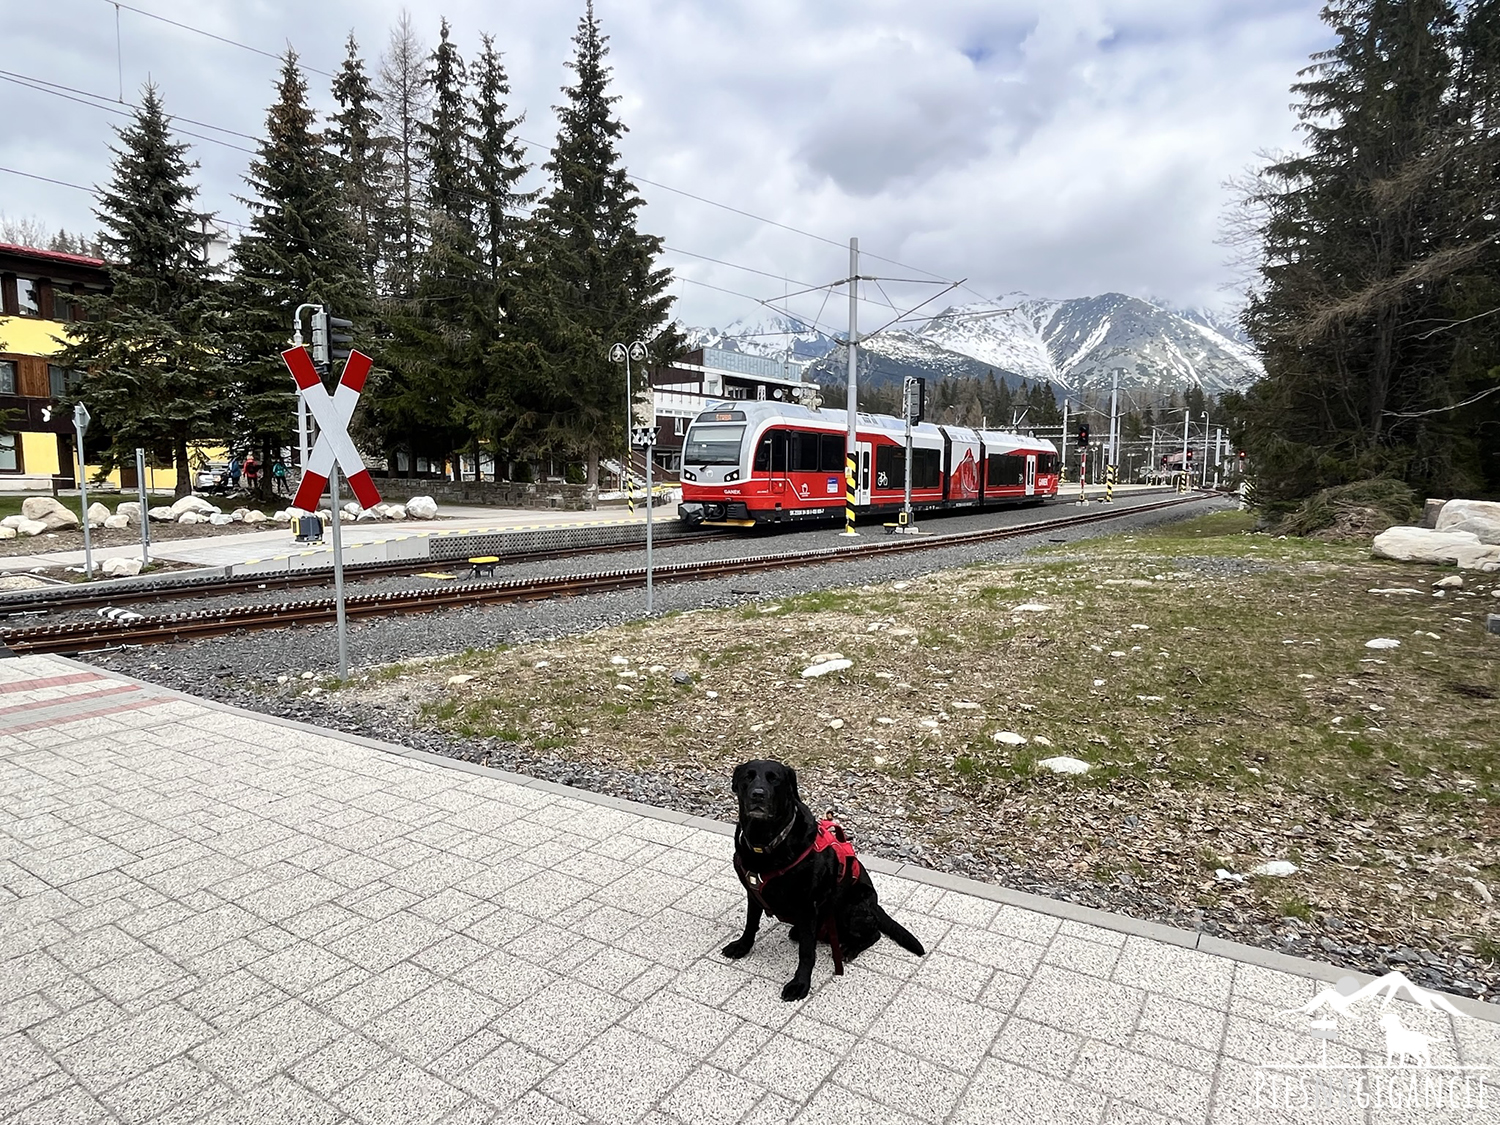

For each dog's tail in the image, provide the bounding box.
[876,905,925,957]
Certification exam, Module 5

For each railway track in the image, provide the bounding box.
[0,528,731,619]
[0,494,1212,656]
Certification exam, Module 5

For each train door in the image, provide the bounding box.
[856,441,872,506]
[1025,455,1037,496]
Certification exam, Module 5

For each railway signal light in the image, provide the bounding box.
[903,376,926,423]
[1186,448,1194,462]
[310,308,329,369]
[1078,424,1090,447]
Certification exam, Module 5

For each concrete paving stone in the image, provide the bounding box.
[833,1039,973,1123]
[283,902,363,940]
[707,1022,775,1073]
[742,1091,797,1125]
[621,988,744,1058]
[1219,1013,1363,1069]
[142,901,261,960]
[287,1031,391,1097]
[518,838,587,872]
[504,1090,591,1125]
[668,881,744,922]
[988,902,1065,945]
[38,970,101,1012]
[0,992,59,1036]
[178,969,289,1031]
[331,1057,468,1125]
[659,1063,765,1125]
[1098,1100,1193,1124]
[141,853,252,899]
[322,962,440,1027]
[189,997,344,1090]
[0,919,67,963]
[501,920,586,970]
[793,965,904,1037]
[1046,932,1125,979]
[179,935,280,982]
[1058,917,1129,946]
[1127,1029,1221,1077]
[1113,936,1234,1010]
[407,887,490,927]
[30,996,128,1052]
[451,1038,555,1107]
[1071,1039,1214,1120]
[495,869,599,920]
[666,958,750,1009]
[98,1055,225,1124]
[1016,964,1148,1047]
[411,932,492,977]
[907,949,997,1002]
[1208,1057,1364,1125]
[736,1030,843,1098]
[338,883,423,922]
[453,948,557,1014]
[113,899,195,939]
[452,860,546,903]
[1227,961,1318,1021]
[789,1081,931,1125]
[364,980,501,1064]
[435,1102,498,1125]
[539,1024,696,1125]
[0,1073,73,1119]
[0,1029,60,1095]
[191,1075,345,1125]
[8,1083,117,1124]
[35,927,134,979]
[936,923,1047,976]
[325,910,448,972]
[868,981,1006,1072]
[614,907,726,968]
[427,1028,505,1082]
[247,941,356,994]
[235,871,346,923]
[557,943,655,996]
[990,1014,1087,1077]
[85,945,194,1004]
[549,900,641,946]
[953,1058,1111,1124]
[557,849,658,888]
[928,888,1002,929]
[1455,1012,1500,1067]
[719,977,803,1034]
[1136,993,1228,1053]
[493,977,631,1063]
[55,1001,216,1092]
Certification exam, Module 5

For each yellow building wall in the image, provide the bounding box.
[0,315,71,357]
[19,432,60,476]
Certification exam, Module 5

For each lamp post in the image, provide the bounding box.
[611,341,653,612]
[1201,410,1211,489]
[1181,408,1191,493]
[610,340,648,507]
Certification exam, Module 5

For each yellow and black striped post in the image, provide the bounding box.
[843,452,859,535]
[1105,464,1115,502]
[625,472,635,515]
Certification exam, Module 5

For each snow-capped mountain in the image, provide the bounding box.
[682,293,1264,395]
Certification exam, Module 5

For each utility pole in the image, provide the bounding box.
[1108,368,1121,473]
[1060,395,1070,483]
[842,236,859,536]
[1181,409,1191,492]
[1201,410,1211,489]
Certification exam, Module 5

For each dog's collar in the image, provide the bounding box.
[740,809,798,855]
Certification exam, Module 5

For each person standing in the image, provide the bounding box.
[271,458,288,496]
[244,453,261,494]
[228,454,241,491]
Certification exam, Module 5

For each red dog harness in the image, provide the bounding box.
[734,819,863,973]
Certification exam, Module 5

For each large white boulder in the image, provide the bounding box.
[102,556,143,578]
[1454,543,1500,572]
[102,514,131,530]
[406,495,438,519]
[385,503,407,520]
[21,496,80,530]
[115,501,140,522]
[169,495,218,518]
[208,513,234,526]
[178,511,204,525]
[1372,526,1480,564]
[14,518,48,537]
[1436,499,1500,545]
[355,508,380,521]
[242,510,267,525]
[0,526,14,540]
[0,515,25,530]
[86,502,111,528]
[148,506,176,522]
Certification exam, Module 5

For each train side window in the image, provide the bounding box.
[754,437,770,472]
[755,431,788,472]
[987,453,1025,486]
[791,430,820,473]
[874,445,905,489]
[820,434,844,472]
[913,448,941,489]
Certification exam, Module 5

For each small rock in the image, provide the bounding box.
[13,518,47,537]
[86,502,110,528]
[1364,638,1401,649]
[208,513,234,526]
[1471,879,1493,905]
[242,510,267,525]
[1092,678,1106,687]
[1369,587,1424,595]
[446,674,475,686]
[177,512,203,525]
[801,658,852,678]
[1434,575,1464,589]
[534,660,551,669]
[1215,869,1246,883]
[1032,735,1053,747]
[808,651,844,663]
[1251,860,1299,877]
[1037,756,1090,775]
[300,671,315,680]
[168,495,218,518]
[148,506,176,521]
[951,701,980,710]
[992,731,1027,746]
[875,717,894,725]
[828,718,845,730]
[1012,603,1051,612]
[102,514,130,530]
[101,556,143,578]
[672,671,693,684]
[609,655,629,666]
[705,690,719,700]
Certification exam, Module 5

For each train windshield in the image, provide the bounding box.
[683,424,744,466]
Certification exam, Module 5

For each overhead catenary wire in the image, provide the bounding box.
[101,0,337,78]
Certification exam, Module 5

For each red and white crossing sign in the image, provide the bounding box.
[282,346,382,513]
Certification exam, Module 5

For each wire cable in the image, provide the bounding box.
[102,0,336,78]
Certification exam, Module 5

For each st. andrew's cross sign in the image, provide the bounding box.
[282,346,382,513]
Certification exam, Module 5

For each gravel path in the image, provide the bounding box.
[84,495,1500,999]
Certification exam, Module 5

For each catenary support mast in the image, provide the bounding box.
[842,236,859,536]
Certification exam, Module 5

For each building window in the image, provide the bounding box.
[674,417,686,435]
[0,361,14,395]
[15,278,40,317]
[0,434,17,472]
[48,365,81,399]
[51,293,72,323]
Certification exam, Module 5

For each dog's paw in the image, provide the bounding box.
[786,925,803,942]
[721,938,755,959]
[780,976,811,1002]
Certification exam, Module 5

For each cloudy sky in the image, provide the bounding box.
[1,0,1331,333]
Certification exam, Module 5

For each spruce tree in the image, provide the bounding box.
[327,33,389,292]
[378,12,430,300]
[502,1,679,490]
[56,83,222,497]
[227,50,365,494]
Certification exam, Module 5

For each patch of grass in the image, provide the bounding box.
[1278,897,1316,921]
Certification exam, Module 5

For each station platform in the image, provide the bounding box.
[1,654,1495,1124]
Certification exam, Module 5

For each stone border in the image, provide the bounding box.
[40,652,1500,1026]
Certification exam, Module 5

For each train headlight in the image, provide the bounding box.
[683,470,697,481]
[724,470,740,483]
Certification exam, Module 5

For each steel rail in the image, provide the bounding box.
[0,529,730,618]
[0,495,1212,656]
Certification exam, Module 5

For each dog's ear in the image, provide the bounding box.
[782,765,800,806]
[730,762,746,795]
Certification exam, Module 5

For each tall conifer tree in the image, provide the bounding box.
[228,50,365,491]
[502,2,678,489]
[57,84,221,497]
[378,12,430,300]
[327,34,388,293]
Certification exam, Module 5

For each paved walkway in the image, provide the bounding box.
[1,654,1495,1124]
[0,504,677,576]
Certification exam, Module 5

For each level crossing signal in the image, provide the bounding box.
[902,376,926,423]
[1077,424,1090,447]
[309,308,355,373]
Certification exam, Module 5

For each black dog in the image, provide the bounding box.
[722,759,924,1000]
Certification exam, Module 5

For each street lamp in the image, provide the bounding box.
[610,340,655,613]
[612,339,648,507]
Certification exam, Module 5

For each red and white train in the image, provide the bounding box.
[677,401,1061,527]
